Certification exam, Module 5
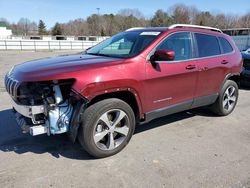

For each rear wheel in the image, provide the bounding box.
[78,98,135,158]
[211,80,238,116]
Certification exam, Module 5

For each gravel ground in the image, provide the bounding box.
[0,51,249,188]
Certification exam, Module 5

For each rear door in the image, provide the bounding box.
[144,32,198,112]
[193,33,231,100]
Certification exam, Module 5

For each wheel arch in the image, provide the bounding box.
[69,87,144,143]
[221,73,240,90]
[227,74,240,86]
[87,89,144,122]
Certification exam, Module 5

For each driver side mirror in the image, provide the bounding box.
[151,49,175,61]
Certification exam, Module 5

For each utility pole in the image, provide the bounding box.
[96,8,100,15]
[25,18,28,36]
[96,8,100,37]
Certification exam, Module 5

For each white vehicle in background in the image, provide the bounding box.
[243,48,250,54]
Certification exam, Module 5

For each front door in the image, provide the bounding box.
[144,32,198,113]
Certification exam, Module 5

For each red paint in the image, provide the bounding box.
[11,27,242,119]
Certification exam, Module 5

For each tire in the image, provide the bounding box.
[211,80,238,116]
[78,98,135,158]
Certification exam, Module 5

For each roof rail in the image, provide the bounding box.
[169,24,223,33]
[126,27,146,31]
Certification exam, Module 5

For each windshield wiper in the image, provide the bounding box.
[86,52,100,56]
[86,52,122,58]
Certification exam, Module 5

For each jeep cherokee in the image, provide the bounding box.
[5,24,243,158]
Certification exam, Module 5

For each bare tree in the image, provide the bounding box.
[240,13,250,28]
[118,9,145,19]
[188,6,199,24]
[169,4,190,24]
[194,11,214,26]
[86,14,100,36]
[12,18,38,36]
[63,19,89,36]
[100,14,120,36]
[224,14,240,28]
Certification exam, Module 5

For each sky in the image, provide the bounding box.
[0,0,250,28]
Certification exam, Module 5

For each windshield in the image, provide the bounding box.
[86,31,162,58]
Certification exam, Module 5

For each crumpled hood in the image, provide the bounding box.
[10,54,123,81]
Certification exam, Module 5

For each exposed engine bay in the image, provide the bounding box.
[5,76,79,136]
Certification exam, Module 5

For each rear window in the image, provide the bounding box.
[195,33,221,58]
[219,37,234,54]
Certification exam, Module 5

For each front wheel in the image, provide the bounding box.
[78,98,135,158]
[211,80,239,116]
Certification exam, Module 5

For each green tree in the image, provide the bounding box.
[151,10,172,27]
[38,20,47,35]
[52,22,63,35]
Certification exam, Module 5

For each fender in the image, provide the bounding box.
[85,86,144,119]
[73,79,145,119]
[220,73,240,90]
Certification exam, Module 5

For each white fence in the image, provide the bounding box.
[0,39,101,51]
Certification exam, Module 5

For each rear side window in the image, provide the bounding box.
[195,33,221,58]
[219,37,234,54]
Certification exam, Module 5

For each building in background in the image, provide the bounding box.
[222,28,250,51]
[0,22,12,39]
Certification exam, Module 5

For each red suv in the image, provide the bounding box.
[5,24,242,158]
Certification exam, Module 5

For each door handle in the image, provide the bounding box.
[186,64,196,70]
[221,60,229,64]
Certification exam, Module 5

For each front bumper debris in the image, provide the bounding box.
[11,99,45,124]
[12,99,48,136]
[10,84,73,136]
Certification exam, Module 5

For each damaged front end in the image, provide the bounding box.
[5,74,85,138]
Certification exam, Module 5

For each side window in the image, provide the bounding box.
[219,37,234,54]
[195,33,221,58]
[156,32,192,61]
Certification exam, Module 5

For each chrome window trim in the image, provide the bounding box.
[147,31,236,64]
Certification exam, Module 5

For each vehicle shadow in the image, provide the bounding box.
[239,85,250,90]
[0,107,216,160]
[0,109,93,160]
[135,107,216,134]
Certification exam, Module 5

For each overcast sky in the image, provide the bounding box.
[0,0,249,28]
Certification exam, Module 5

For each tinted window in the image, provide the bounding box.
[195,33,221,57]
[219,37,233,54]
[156,32,192,61]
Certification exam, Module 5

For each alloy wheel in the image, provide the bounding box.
[93,109,130,151]
[222,86,237,111]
